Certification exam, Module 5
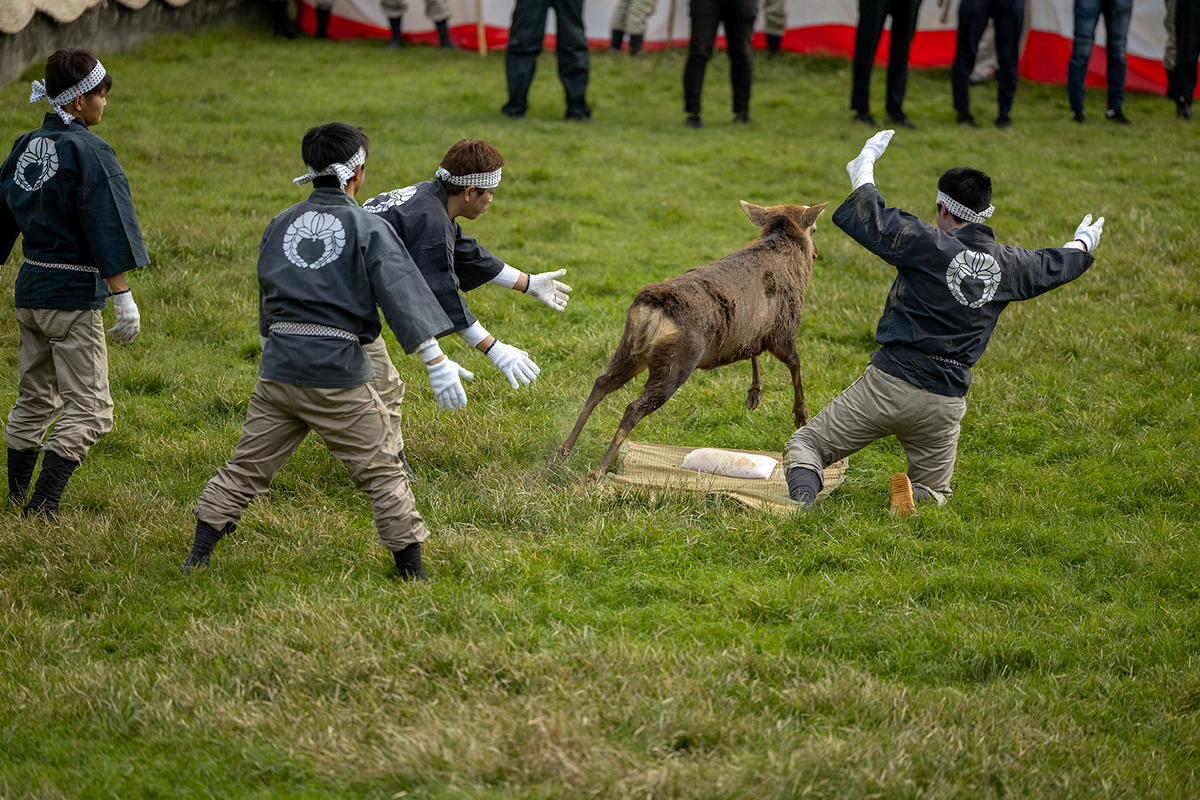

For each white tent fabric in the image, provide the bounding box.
[1,0,194,35]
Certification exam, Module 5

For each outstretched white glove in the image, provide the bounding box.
[847,129,895,190]
[107,290,141,343]
[525,269,571,311]
[425,357,474,410]
[486,340,541,388]
[1070,214,1105,251]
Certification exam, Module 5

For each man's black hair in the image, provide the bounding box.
[300,123,370,188]
[938,167,993,224]
[45,49,113,100]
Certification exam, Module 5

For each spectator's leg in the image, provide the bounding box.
[851,0,890,114]
[1067,0,1101,115]
[883,0,922,117]
[552,0,592,118]
[503,0,551,117]
[951,0,991,119]
[1102,0,1133,114]
[993,0,1025,118]
[684,0,721,117]
[722,0,757,116]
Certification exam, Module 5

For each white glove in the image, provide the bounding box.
[1071,214,1105,251]
[525,269,571,311]
[107,290,141,343]
[486,340,541,388]
[846,129,895,190]
[425,357,474,410]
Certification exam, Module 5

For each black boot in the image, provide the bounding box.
[767,33,782,56]
[387,16,404,48]
[22,450,79,519]
[393,542,426,580]
[315,8,331,38]
[436,19,459,48]
[610,29,625,51]
[182,519,235,573]
[628,34,643,56]
[271,0,294,38]
[7,447,40,504]
[397,447,413,477]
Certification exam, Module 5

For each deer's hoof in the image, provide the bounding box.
[745,388,763,411]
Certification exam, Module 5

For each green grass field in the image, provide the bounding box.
[2,23,1199,798]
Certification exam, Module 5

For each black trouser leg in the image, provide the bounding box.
[851,0,890,112]
[951,0,989,116]
[315,7,331,37]
[1176,0,1200,103]
[722,0,757,115]
[883,0,923,116]
[993,0,1024,117]
[436,18,458,47]
[684,0,721,115]
[552,0,591,117]
[7,447,40,504]
[388,16,404,47]
[271,0,294,37]
[503,0,551,116]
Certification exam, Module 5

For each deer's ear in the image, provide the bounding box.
[741,201,769,227]
[800,202,828,230]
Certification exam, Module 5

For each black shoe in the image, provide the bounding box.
[884,112,917,129]
[766,33,781,56]
[565,109,592,122]
[610,28,624,51]
[502,105,526,119]
[315,8,331,38]
[271,0,295,38]
[995,114,1013,128]
[1179,101,1193,121]
[685,113,702,128]
[1070,109,1085,124]
[393,542,427,580]
[22,450,79,519]
[387,16,404,48]
[628,34,643,56]
[956,112,978,128]
[733,112,752,124]
[7,447,40,504]
[1105,108,1131,124]
[436,19,459,48]
[181,519,234,574]
[852,111,877,126]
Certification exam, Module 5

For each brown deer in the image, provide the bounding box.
[547,200,827,476]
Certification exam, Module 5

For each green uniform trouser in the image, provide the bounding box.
[4,308,113,463]
[380,0,451,22]
[195,378,429,550]
[363,335,406,451]
[610,0,659,35]
[761,0,786,37]
[503,0,591,118]
[782,364,966,503]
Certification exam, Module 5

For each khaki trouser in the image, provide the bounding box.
[380,0,451,22]
[195,378,429,550]
[610,0,659,35]
[782,364,967,501]
[761,0,786,37]
[363,336,406,452]
[4,308,114,463]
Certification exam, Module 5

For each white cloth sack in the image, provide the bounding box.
[679,448,777,480]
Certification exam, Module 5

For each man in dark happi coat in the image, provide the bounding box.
[782,130,1103,514]
[185,123,468,580]
[1,49,147,518]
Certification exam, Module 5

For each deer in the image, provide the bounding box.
[547,200,828,477]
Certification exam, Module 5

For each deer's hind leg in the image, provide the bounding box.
[593,355,698,478]
[547,345,645,468]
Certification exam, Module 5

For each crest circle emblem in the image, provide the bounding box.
[14,137,59,192]
[364,185,418,215]
[283,211,346,270]
[945,249,1001,308]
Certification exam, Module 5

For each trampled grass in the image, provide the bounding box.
[1,23,1199,798]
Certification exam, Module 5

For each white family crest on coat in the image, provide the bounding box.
[946,250,1001,308]
[364,185,418,215]
[283,211,346,270]
[14,137,59,192]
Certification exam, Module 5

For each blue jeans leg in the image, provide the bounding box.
[1103,0,1132,110]
[1067,0,1101,112]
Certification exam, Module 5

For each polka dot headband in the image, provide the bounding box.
[937,190,994,224]
[293,148,366,189]
[436,166,502,189]
[29,59,107,126]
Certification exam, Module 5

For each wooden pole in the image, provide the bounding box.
[666,0,676,49]
[476,0,487,56]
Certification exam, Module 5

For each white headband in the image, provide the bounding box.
[937,190,994,224]
[29,60,107,126]
[293,147,366,189]
[436,166,502,189]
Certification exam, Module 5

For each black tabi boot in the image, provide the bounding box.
[785,467,823,509]
[22,450,79,519]
[767,33,782,56]
[436,19,459,48]
[393,542,426,580]
[610,29,625,51]
[271,1,295,38]
[182,519,235,573]
[315,8,331,38]
[628,34,644,56]
[387,16,404,48]
[7,447,40,504]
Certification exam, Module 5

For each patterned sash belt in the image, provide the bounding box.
[929,354,969,369]
[25,258,99,274]
[269,322,358,342]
